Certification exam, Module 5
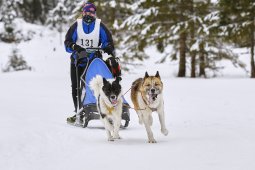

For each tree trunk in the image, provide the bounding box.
[251,17,255,78]
[199,43,206,78]
[190,0,196,78]
[191,51,196,78]
[178,31,186,77]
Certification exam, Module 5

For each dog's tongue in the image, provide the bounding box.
[111,99,118,105]
[149,94,157,103]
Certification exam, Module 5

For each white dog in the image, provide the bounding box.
[89,75,123,141]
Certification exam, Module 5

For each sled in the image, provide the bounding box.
[74,48,130,128]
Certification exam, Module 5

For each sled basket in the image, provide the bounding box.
[80,57,130,128]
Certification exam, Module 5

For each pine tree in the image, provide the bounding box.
[120,0,191,76]
[64,0,83,23]
[0,0,21,42]
[169,0,246,77]
[120,0,194,75]
[47,0,68,44]
[219,0,255,78]
[109,0,139,64]
[120,0,163,61]
[18,0,43,24]
[2,47,31,72]
[120,0,247,77]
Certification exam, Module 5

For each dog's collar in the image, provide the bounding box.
[150,107,157,112]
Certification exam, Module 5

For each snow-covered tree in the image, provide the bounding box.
[64,0,84,23]
[47,0,68,44]
[18,0,44,24]
[98,0,138,63]
[2,46,31,72]
[0,0,22,42]
[171,0,246,77]
[111,1,139,70]
[120,0,246,77]
[219,0,255,78]
[118,0,153,62]
[121,0,191,76]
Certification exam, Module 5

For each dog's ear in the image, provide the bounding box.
[155,71,160,78]
[144,71,149,78]
[103,78,108,85]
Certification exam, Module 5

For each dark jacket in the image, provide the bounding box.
[64,19,114,64]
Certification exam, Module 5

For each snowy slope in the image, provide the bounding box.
[1,26,255,170]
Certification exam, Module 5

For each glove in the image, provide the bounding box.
[105,56,121,77]
[71,43,85,53]
[103,44,114,56]
[107,56,118,67]
[70,43,87,60]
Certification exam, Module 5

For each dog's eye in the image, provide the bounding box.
[155,83,160,86]
[103,86,111,95]
[145,84,150,87]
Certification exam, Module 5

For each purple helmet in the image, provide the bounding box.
[83,2,96,14]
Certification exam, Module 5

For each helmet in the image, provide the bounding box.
[83,2,96,14]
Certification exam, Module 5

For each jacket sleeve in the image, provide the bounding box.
[99,22,115,51]
[64,22,78,53]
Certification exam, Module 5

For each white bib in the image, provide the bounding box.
[76,18,101,48]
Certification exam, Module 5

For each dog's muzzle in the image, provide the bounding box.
[149,93,158,101]
[147,88,159,103]
[110,95,118,106]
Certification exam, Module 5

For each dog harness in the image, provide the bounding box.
[104,103,114,114]
[97,95,115,118]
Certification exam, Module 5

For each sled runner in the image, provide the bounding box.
[70,48,130,128]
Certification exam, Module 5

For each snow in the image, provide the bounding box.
[1,24,255,170]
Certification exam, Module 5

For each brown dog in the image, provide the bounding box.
[131,71,168,143]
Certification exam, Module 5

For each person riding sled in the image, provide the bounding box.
[64,2,115,124]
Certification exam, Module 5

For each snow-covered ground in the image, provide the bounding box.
[0,26,255,170]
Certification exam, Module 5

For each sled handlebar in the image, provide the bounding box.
[85,47,104,53]
[77,48,104,60]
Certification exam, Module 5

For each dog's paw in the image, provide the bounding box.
[148,138,157,143]
[113,134,122,139]
[161,129,169,136]
[108,137,114,141]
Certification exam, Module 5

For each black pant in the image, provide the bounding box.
[70,62,86,112]
[70,52,102,112]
